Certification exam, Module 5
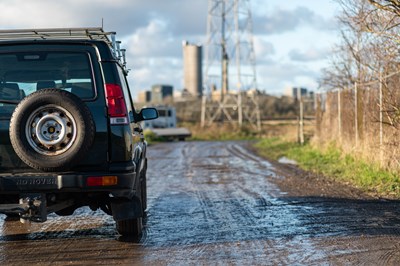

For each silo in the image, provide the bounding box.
[183,41,202,98]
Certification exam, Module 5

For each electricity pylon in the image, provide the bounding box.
[201,0,261,130]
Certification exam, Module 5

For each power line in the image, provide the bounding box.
[201,0,260,130]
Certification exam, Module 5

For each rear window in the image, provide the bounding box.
[0,51,95,104]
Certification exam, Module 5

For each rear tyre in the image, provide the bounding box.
[116,217,143,238]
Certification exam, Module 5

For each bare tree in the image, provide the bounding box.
[367,0,400,16]
[322,0,400,89]
[318,0,400,169]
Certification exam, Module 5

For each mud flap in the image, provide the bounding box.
[110,197,142,222]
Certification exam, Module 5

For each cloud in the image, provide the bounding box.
[260,62,318,81]
[254,6,335,35]
[256,62,320,94]
[254,37,275,61]
[0,0,207,38]
[288,47,328,62]
[0,0,339,97]
[123,20,180,58]
[121,18,186,96]
[127,56,183,97]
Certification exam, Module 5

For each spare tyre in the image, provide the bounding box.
[9,89,95,172]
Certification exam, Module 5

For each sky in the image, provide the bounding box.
[0,0,341,98]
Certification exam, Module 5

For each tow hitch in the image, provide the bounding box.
[19,194,48,223]
[0,194,47,223]
[0,194,76,223]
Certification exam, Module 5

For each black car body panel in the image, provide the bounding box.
[0,28,158,235]
[0,169,136,193]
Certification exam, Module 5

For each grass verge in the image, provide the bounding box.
[144,124,260,144]
[143,129,163,145]
[183,123,260,141]
[254,138,400,198]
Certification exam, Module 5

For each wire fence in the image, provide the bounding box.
[316,71,400,170]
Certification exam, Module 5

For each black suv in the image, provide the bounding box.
[0,28,158,238]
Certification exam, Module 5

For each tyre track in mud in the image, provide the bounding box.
[143,141,325,264]
[1,141,400,265]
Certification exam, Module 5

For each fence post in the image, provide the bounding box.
[315,92,322,141]
[338,89,342,143]
[379,72,383,167]
[297,88,304,145]
[355,82,358,148]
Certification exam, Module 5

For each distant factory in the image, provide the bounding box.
[285,87,314,100]
[138,84,173,103]
[137,41,203,103]
[182,41,202,98]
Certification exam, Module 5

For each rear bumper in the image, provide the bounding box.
[0,171,136,193]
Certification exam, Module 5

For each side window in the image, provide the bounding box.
[116,66,133,114]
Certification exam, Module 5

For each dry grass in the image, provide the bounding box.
[317,88,400,172]
[180,120,314,142]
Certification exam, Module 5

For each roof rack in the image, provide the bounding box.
[0,27,128,71]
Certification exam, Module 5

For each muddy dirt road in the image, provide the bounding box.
[1,141,400,265]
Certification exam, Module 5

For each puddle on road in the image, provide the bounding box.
[278,156,298,165]
[1,142,400,265]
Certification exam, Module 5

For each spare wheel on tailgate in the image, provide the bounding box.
[9,89,95,172]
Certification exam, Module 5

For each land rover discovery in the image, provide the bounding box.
[0,28,158,238]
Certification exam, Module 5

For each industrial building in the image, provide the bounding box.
[182,41,203,98]
[285,87,312,100]
[151,84,173,103]
[137,90,151,103]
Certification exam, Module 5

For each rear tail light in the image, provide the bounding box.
[87,176,118,186]
[105,83,128,125]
